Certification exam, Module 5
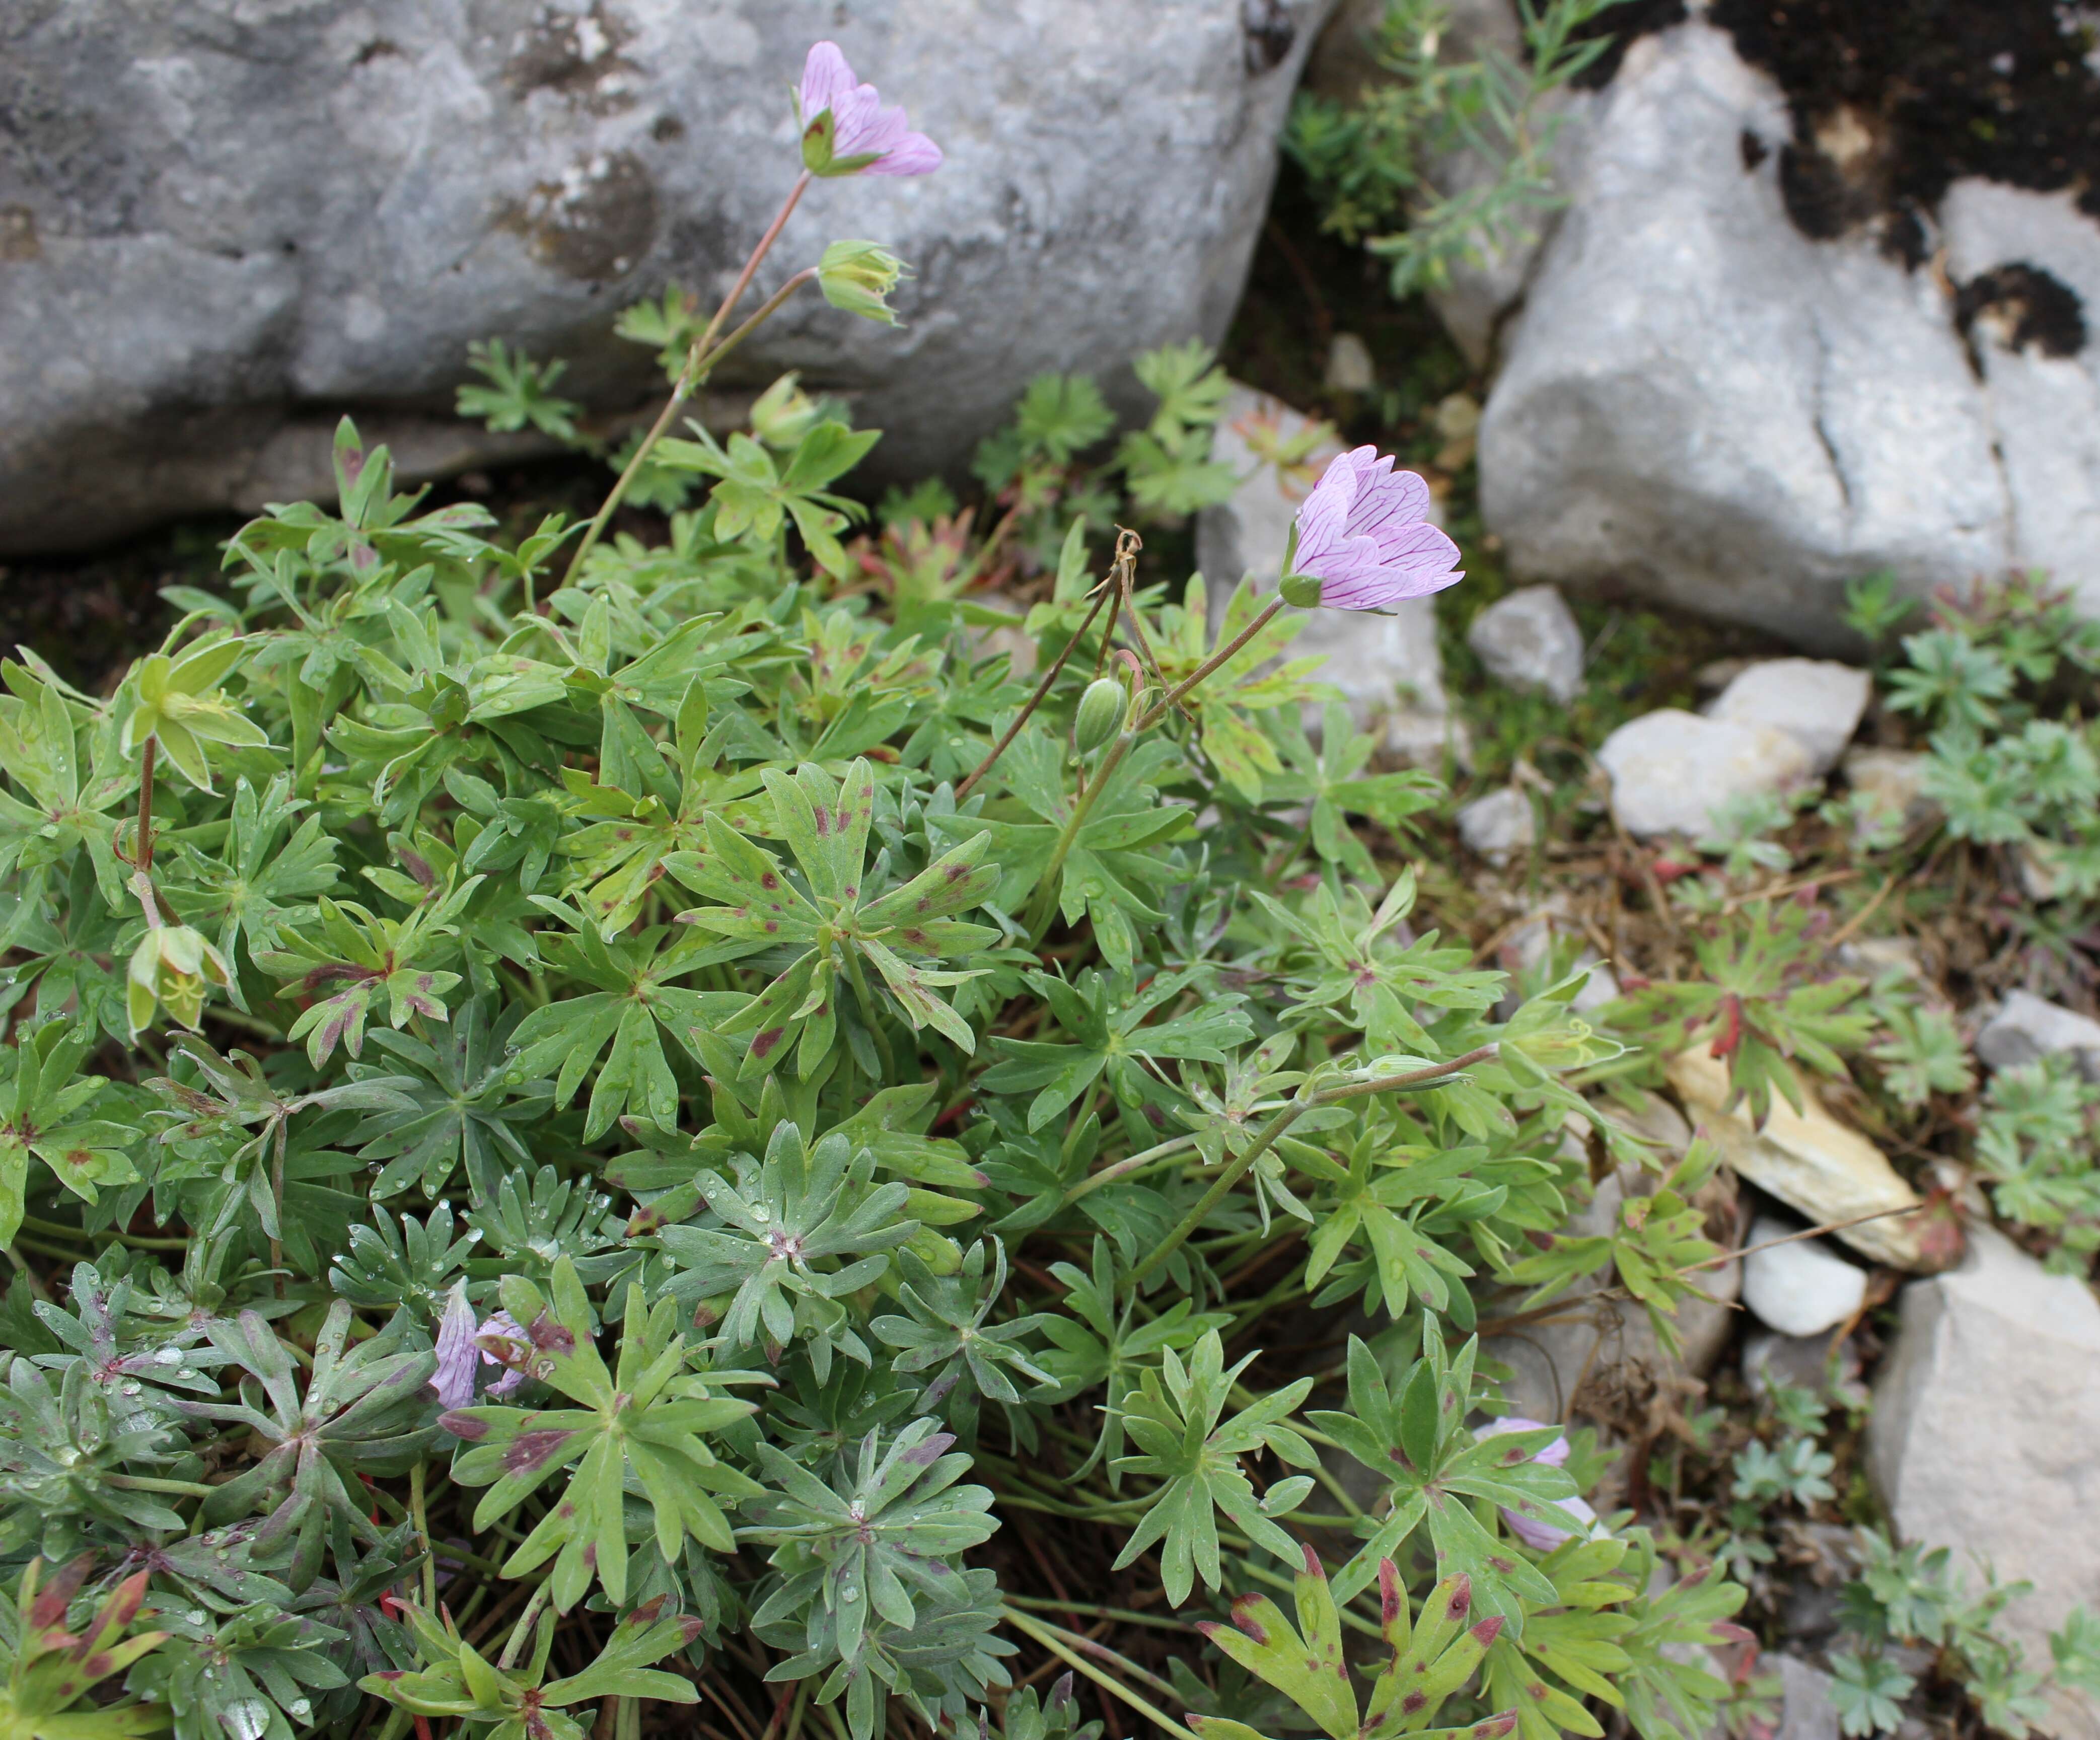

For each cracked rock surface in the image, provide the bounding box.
[1476,18,2100,644]
[0,0,1330,553]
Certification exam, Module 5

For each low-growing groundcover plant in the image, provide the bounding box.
[5,30,2090,1740]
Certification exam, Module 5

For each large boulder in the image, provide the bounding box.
[1476,19,2100,646]
[0,0,1331,553]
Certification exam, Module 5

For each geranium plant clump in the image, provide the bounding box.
[0,37,1758,1740]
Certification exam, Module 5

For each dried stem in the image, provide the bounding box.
[956,569,1118,802]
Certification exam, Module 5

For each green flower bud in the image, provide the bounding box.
[1073,677,1126,755]
[1279,571,1324,608]
[819,240,909,327]
[751,373,823,449]
[128,923,231,1040]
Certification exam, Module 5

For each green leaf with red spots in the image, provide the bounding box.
[1194,1551,1515,1740]
[440,1259,762,1611]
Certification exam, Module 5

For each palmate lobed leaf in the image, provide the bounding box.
[1194,1549,1516,1740]
[439,1259,762,1610]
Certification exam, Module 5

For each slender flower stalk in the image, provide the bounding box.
[562,171,814,588]
[1133,595,1287,732]
[957,573,1117,801]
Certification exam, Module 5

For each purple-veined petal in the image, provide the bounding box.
[430,1286,479,1410]
[1503,1493,1598,1551]
[477,1309,529,1399]
[799,41,856,122]
[1473,1416,1571,1467]
[795,40,941,177]
[1287,444,1463,610]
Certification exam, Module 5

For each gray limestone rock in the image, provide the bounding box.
[1975,990,2100,1080]
[2,0,1330,552]
[1869,1227,2100,1739]
[1596,709,1815,838]
[1843,748,1936,845]
[1706,659,1870,777]
[1773,1656,1843,1740]
[1941,180,2100,607]
[1477,20,2100,645]
[1741,1216,1868,1339]
[1457,785,1536,865]
[1467,585,1586,704]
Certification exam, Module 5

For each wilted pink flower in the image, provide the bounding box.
[1473,1417,1597,1551]
[1286,446,1462,610]
[798,43,942,178]
[430,1287,479,1410]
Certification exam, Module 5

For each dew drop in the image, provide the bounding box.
[224,1696,270,1740]
[153,1346,184,1365]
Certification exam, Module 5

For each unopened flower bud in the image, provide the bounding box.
[751,373,822,448]
[127,923,231,1040]
[1073,677,1126,754]
[819,241,909,326]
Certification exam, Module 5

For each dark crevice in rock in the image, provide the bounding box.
[1710,0,2100,244]
[1955,262,2088,361]
[1241,0,1297,74]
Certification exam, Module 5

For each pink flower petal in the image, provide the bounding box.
[1288,445,1461,610]
[1504,1494,1597,1551]
[799,42,856,122]
[866,131,944,175]
[796,41,941,178]
[430,1287,479,1410]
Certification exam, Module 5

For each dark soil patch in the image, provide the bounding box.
[0,521,234,695]
[0,457,613,692]
[1710,0,2100,236]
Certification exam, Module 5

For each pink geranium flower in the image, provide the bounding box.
[798,42,942,178]
[429,1292,531,1407]
[1473,1417,1599,1551]
[1286,446,1463,610]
